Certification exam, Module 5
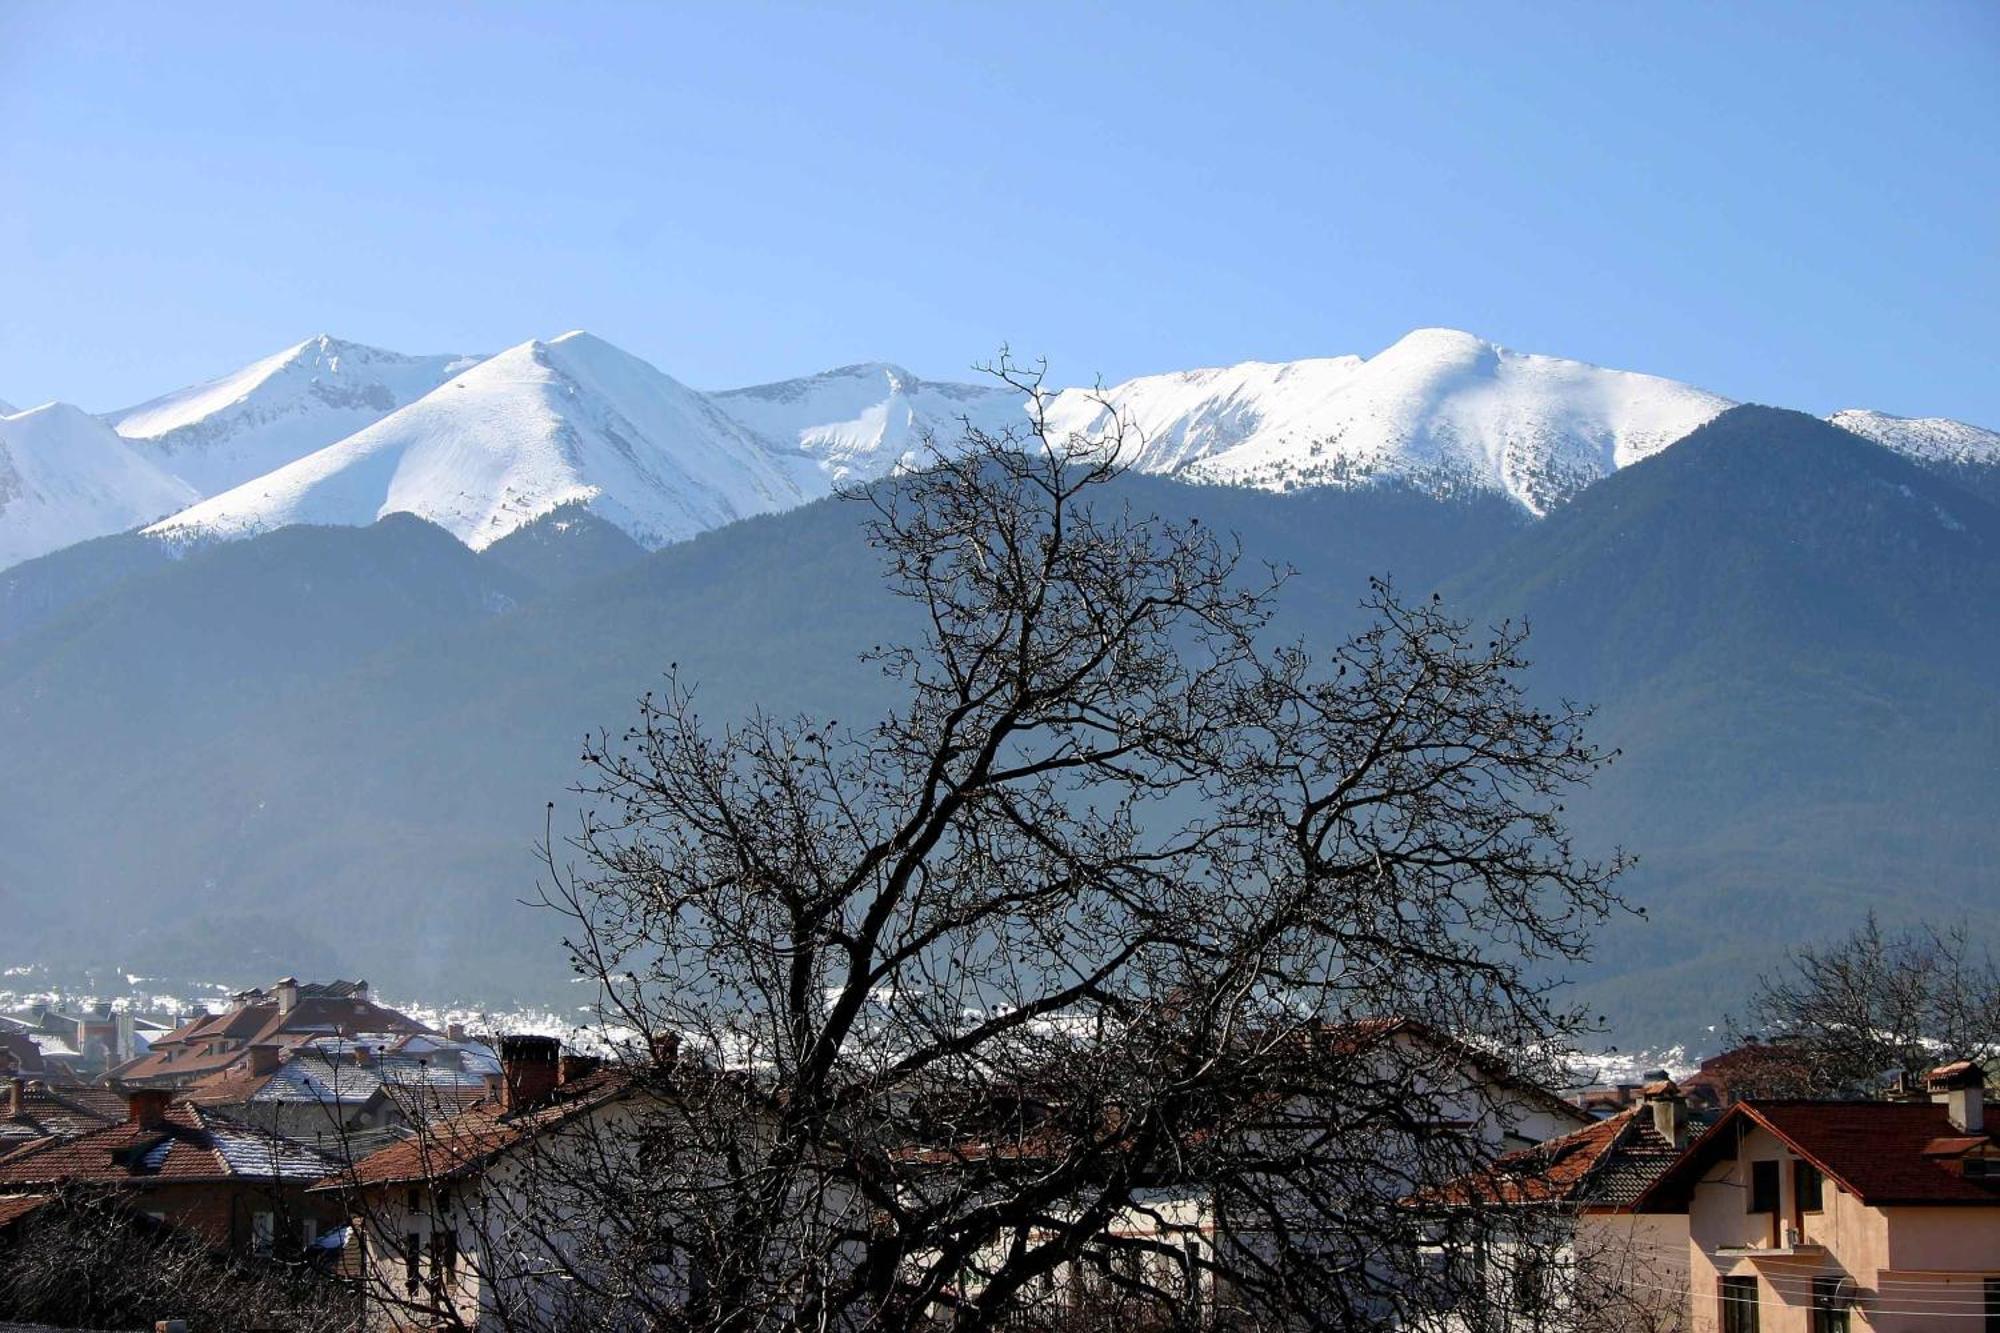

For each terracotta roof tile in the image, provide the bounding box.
[1413,1104,1683,1210]
[314,1069,630,1191]
[0,1193,50,1230]
[0,1103,336,1187]
[1639,1099,2000,1210]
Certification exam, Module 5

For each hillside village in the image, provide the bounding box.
[1,973,1996,1331]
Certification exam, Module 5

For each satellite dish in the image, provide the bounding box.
[1830,1276,1864,1310]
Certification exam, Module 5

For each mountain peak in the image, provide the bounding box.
[110,337,480,497]
[0,401,198,569]
[148,332,805,553]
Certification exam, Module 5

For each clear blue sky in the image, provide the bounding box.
[3,2,1995,424]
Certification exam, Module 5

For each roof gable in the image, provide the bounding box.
[1637,1099,2000,1210]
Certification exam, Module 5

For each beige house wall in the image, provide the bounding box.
[1681,1123,1999,1333]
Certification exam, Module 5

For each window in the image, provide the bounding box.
[1811,1276,1850,1333]
[405,1232,421,1295]
[1721,1275,1759,1333]
[1796,1161,1824,1213]
[251,1210,274,1256]
[1986,1278,2000,1333]
[1749,1159,1780,1213]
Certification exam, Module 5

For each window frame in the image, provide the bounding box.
[1721,1275,1760,1333]
[1748,1159,1780,1214]
[1796,1160,1825,1213]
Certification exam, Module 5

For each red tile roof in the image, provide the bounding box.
[1,1081,122,1154]
[0,1193,51,1230]
[1413,1104,1684,1211]
[313,1068,631,1191]
[0,1103,337,1188]
[110,992,433,1085]
[1638,1099,2000,1210]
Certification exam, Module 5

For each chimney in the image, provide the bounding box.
[353,979,370,1005]
[275,977,300,1016]
[5,1077,21,1117]
[499,1035,561,1111]
[558,1054,602,1085]
[650,1031,682,1068]
[1642,1079,1688,1148]
[116,1010,137,1062]
[351,1043,373,1067]
[446,1022,466,1043]
[247,1043,282,1076]
[125,1086,173,1128]
[1927,1061,1985,1135]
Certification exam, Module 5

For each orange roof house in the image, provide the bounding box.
[108,978,431,1089]
[0,1086,347,1257]
[1636,1063,2000,1332]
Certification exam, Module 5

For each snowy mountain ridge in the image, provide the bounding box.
[0,402,198,569]
[5,327,1996,572]
[109,334,481,496]
[711,361,1022,485]
[1827,409,2000,470]
[1043,329,1738,515]
[148,332,808,551]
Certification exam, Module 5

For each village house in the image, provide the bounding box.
[1634,1062,2000,1332]
[313,1035,654,1332]
[903,1017,1598,1325]
[1410,1078,1696,1330]
[181,1029,497,1156]
[108,977,432,1089]
[0,1085,346,1258]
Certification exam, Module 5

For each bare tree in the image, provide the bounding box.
[1739,912,2000,1096]
[509,358,1626,1332]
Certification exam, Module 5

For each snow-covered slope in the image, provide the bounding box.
[1041,329,1735,514]
[110,335,481,495]
[0,403,199,569]
[148,332,809,551]
[712,362,1023,484]
[0,398,17,417]
[1828,409,2000,470]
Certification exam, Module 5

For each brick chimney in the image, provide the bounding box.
[1641,1079,1688,1148]
[558,1054,602,1085]
[247,1043,282,1076]
[5,1077,21,1117]
[275,977,300,1016]
[125,1086,173,1128]
[1927,1060,1985,1135]
[446,1021,466,1043]
[499,1035,561,1111]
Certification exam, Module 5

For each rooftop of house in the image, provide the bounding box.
[107,979,432,1085]
[0,1101,338,1188]
[1638,1097,2000,1211]
[183,1049,492,1114]
[0,1193,52,1232]
[1412,1097,1687,1211]
[1,1080,124,1157]
[312,1066,631,1191]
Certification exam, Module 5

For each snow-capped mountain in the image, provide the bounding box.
[148,332,810,551]
[0,402,199,569]
[1828,409,2000,470]
[1039,329,1736,514]
[110,335,481,496]
[712,362,1023,484]
[0,398,17,417]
